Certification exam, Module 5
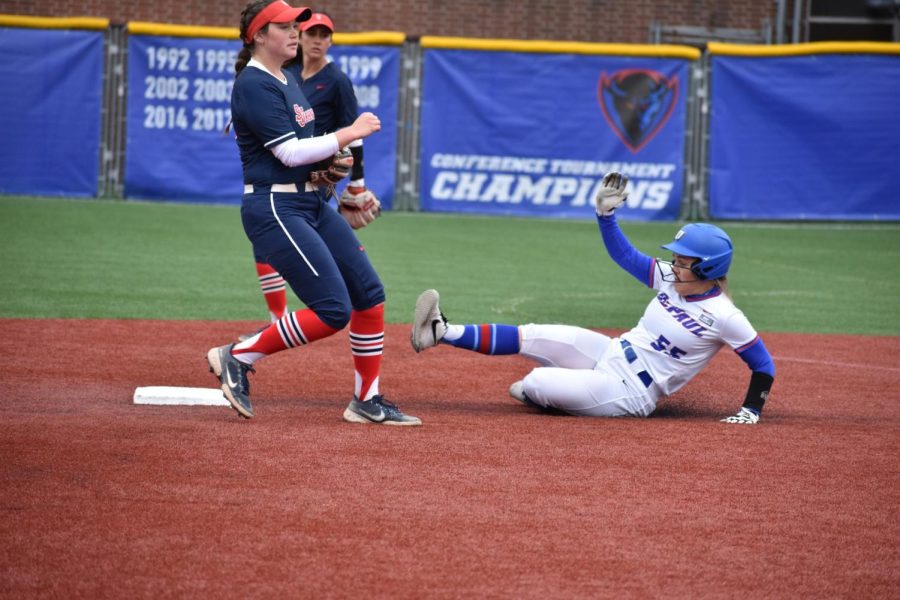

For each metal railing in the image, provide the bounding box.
[393,40,424,211]
[98,24,127,199]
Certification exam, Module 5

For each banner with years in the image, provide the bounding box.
[420,49,691,221]
[124,35,242,203]
[124,36,400,206]
[0,27,104,197]
[327,45,400,209]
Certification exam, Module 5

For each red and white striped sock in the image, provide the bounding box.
[233,308,338,364]
[349,304,384,401]
[255,262,287,321]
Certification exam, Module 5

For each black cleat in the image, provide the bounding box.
[343,395,422,426]
[207,344,255,419]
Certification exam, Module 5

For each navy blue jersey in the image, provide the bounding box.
[231,65,318,185]
[298,61,358,135]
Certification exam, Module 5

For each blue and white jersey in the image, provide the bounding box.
[599,214,770,397]
[230,61,317,185]
[624,264,759,396]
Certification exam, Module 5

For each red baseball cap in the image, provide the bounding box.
[301,12,334,33]
[245,1,312,44]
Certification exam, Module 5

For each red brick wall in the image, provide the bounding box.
[0,0,776,43]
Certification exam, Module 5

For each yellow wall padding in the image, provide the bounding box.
[0,14,109,30]
[708,41,900,56]
[420,36,701,60]
[333,32,406,46]
[127,22,238,39]
[126,21,405,45]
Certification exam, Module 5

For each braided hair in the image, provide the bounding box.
[234,0,274,76]
[227,1,275,133]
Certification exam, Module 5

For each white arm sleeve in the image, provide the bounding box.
[271,133,339,167]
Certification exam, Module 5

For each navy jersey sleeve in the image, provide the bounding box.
[234,74,297,148]
[597,214,655,287]
[231,67,317,184]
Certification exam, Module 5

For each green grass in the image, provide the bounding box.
[1,195,899,335]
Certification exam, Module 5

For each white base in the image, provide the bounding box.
[133,386,229,406]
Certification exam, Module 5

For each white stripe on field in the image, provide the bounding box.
[775,355,900,373]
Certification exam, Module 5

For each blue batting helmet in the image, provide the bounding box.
[661,223,733,280]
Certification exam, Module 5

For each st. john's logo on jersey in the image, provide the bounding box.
[294,104,315,127]
[598,69,678,154]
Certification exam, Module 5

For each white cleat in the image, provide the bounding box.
[411,289,448,353]
[508,380,527,403]
[509,380,542,409]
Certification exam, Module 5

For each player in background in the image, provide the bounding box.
[411,172,775,424]
[242,10,379,336]
[208,0,420,425]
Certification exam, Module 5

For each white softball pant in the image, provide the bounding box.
[518,324,658,417]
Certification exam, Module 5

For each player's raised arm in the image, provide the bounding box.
[271,112,380,167]
[594,172,655,287]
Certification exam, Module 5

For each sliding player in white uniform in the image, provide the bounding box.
[411,172,775,423]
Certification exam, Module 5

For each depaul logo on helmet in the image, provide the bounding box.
[598,69,678,154]
[661,223,734,280]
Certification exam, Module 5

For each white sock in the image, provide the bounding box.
[443,323,465,341]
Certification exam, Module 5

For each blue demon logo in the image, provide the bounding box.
[598,69,678,153]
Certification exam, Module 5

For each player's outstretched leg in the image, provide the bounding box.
[209,309,340,419]
[411,289,448,352]
[412,290,521,357]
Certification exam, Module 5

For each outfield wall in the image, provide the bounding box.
[1,15,898,220]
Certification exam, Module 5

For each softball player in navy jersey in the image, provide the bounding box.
[246,11,380,330]
[296,13,359,161]
[412,173,775,423]
[207,0,419,425]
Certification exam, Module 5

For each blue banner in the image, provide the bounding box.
[419,50,690,220]
[124,36,400,206]
[709,53,900,220]
[124,36,243,203]
[0,27,104,197]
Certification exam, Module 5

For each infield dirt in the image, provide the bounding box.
[2,318,898,598]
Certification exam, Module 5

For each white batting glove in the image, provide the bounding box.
[721,407,760,424]
[595,172,629,216]
[338,185,381,230]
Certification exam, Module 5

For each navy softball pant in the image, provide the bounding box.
[241,189,385,330]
